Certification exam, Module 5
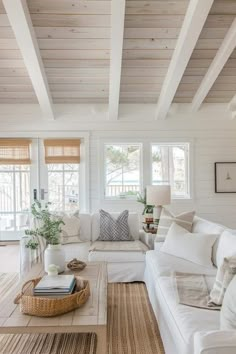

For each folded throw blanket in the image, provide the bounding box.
[174,272,220,311]
[89,240,149,253]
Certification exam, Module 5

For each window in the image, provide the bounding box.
[44,139,80,212]
[104,144,142,199]
[47,163,79,212]
[152,143,189,198]
[0,139,31,235]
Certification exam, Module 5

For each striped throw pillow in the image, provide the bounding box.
[208,256,236,306]
[98,209,132,241]
[157,208,195,240]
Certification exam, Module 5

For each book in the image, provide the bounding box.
[34,280,76,297]
[34,275,75,291]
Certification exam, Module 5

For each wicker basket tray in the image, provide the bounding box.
[14,276,90,317]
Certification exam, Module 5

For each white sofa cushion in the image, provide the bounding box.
[216,229,236,268]
[192,216,225,267]
[156,276,220,348]
[77,214,91,242]
[63,242,91,262]
[221,275,236,330]
[146,249,217,279]
[161,222,218,267]
[91,212,139,242]
[88,240,147,262]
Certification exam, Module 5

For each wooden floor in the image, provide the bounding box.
[0,245,19,273]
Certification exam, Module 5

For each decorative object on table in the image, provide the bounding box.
[47,264,59,276]
[24,200,65,273]
[98,209,133,241]
[137,189,154,221]
[142,224,157,234]
[215,162,236,193]
[146,185,171,225]
[67,258,87,271]
[14,276,90,317]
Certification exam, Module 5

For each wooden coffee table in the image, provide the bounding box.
[0,262,107,354]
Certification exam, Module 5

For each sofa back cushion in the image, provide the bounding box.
[78,214,91,242]
[192,216,225,267]
[91,212,139,242]
[216,229,236,267]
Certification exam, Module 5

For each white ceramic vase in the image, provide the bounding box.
[44,244,65,273]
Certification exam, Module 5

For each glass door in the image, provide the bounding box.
[0,138,81,241]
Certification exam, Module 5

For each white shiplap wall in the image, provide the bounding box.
[0,103,236,228]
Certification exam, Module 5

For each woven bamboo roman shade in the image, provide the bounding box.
[44,139,80,164]
[0,139,31,164]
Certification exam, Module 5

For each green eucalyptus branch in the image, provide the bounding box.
[24,200,64,250]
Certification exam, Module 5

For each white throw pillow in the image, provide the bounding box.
[60,211,82,244]
[221,275,236,330]
[161,222,218,267]
[208,256,236,306]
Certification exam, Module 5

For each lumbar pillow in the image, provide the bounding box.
[60,211,82,244]
[161,222,218,267]
[208,256,236,306]
[98,209,132,241]
[221,274,236,329]
[157,208,195,240]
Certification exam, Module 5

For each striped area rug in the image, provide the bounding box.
[0,275,164,354]
[108,283,164,354]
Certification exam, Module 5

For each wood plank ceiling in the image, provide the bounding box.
[0,0,37,103]
[0,0,235,118]
[174,0,236,103]
[28,0,111,104]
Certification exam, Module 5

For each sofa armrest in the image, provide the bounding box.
[139,230,154,249]
[194,330,236,354]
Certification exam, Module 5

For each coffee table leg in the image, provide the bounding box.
[96,326,107,354]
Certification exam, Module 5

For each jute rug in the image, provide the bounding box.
[0,274,164,354]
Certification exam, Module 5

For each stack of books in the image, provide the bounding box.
[33,275,76,297]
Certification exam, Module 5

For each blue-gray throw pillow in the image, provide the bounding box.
[98,209,132,241]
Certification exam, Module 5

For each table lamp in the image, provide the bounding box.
[146,185,171,224]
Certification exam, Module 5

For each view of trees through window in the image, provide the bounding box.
[152,144,189,198]
[105,144,141,198]
[48,163,79,212]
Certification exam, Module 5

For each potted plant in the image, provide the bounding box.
[137,189,154,219]
[25,200,65,273]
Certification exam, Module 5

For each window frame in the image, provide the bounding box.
[102,142,143,201]
[150,142,191,199]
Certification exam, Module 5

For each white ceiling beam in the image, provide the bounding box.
[108,0,126,120]
[3,0,54,120]
[192,18,236,112]
[155,0,214,120]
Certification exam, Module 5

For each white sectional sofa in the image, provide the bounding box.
[144,216,236,354]
[21,212,149,283]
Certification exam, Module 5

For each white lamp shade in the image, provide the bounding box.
[146,185,171,206]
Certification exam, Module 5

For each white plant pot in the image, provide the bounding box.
[44,244,65,274]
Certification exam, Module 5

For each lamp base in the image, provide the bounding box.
[153,205,162,225]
